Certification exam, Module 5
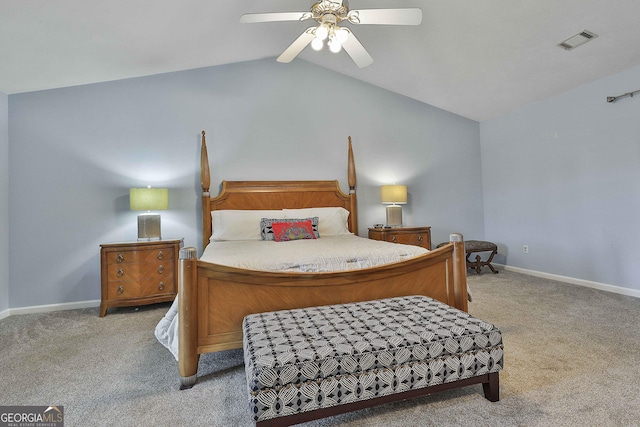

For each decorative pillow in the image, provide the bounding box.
[261,217,319,241]
[272,219,317,242]
[211,210,285,241]
[283,207,351,236]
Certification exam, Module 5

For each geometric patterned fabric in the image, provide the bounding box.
[242,295,503,422]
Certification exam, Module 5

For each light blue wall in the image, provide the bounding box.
[480,65,640,291]
[0,92,8,314]
[8,58,483,309]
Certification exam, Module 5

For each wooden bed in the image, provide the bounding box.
[176,132,469,389]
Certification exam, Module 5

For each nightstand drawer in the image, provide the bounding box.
[386,232,429,248]
[107,263,174,281]
[368,226,431,250]
[106,248,174,265]
[107,280,140,300]
[140,279,174,296]
[107,278,174,300]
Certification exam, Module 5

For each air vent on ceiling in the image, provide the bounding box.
[557,30,598,51]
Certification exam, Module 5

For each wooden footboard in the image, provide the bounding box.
[177,233,467,388]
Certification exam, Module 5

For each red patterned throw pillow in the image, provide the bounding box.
[271,219,317,242]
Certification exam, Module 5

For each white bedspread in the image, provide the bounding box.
[201,234,428,272]
[155,235,428,360]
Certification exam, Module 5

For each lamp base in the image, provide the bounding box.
[138,213,161,240]
[386,205,403,227]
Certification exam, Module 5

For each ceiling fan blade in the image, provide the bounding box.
[341,29,374,68]
[240,12,311,24]
[348,8,422,25]
[277,28,316,63]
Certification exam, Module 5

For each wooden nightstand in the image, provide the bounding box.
[99,239,183,317]
[368,226,431,250]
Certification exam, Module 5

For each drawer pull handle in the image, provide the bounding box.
[117,285,124,295]
[116,254,124,263]
[158,282,165,291]
[418,235,423,242]
[157,265,164,274]
[117,268,124,278]
[391,236,397,243]
[157,251,164,260]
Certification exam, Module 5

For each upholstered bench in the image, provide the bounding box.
[465,240,499,274]
[242,296,504,426]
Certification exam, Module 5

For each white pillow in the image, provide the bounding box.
[283,207,351,236]
[211,210,285,241]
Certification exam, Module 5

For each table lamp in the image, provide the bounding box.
[381,184,407,226]
[130,186,168,240]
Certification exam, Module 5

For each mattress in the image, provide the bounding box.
[200,234,428,272]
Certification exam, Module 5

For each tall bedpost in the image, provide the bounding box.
[450,233,469,312]
[347,136,358,235]
[178,246,199,389]
[201,131,211,251]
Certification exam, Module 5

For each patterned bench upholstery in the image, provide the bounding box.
[242,295,504,426]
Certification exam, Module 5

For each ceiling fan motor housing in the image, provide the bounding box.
[312,1,349,23]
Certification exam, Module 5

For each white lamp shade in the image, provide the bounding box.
[380,185,407,205]
[130,188,168,211]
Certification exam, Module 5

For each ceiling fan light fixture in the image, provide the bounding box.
[311,37,324,51]
[316,24,329,40]
[328,38,342,53]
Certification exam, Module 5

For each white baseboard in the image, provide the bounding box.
[499,264,640,299]
[2,299,100,318]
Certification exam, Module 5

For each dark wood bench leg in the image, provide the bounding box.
[466,249,499,274]
[485,249,498,274]
[474,255,482,274]
[465,252,475,272]
[482,372,500,402]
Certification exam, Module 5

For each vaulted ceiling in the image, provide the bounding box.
[2,0,640,121]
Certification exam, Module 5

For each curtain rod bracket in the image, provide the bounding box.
[607,89,640,103]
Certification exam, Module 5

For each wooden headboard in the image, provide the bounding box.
[199,132,358,249]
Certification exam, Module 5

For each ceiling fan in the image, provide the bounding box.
[240,1,422,68]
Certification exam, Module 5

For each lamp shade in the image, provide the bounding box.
[130,188,168,211]
[380,185,407,205]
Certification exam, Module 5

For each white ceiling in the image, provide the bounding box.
[2,0,640,122]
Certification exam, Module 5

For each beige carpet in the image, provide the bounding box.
[1,270,639,426]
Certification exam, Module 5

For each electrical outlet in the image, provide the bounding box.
[523,245,529,254]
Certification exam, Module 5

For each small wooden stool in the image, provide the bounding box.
[465,240,498,274]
